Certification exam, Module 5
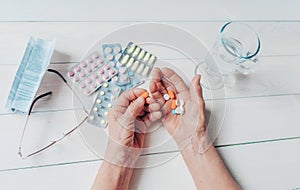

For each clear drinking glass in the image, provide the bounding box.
[195,22,261,89]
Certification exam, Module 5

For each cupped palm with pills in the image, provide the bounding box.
[67,42,185,128]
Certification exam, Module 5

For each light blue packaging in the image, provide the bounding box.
[6,37,56,113]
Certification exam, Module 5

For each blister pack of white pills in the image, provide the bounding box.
[67,52,118,95]
[102,43,131,86]
[118,42,157,81]
[102,43,122,66]
[87,81,121,128]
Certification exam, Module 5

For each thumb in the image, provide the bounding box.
[189,75,204,104]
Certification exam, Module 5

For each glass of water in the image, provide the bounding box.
[195,22,261,89]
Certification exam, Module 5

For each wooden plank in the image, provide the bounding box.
[0,92,299,171]
[0,111,97,171]
[0,0,300,21]
[1,55,300,114]
[0,139,299,189]
[1,22,300,65]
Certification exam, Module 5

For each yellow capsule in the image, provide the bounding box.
[120,54,129,65]
[143,52,151,62]
[126,57,134,68]
[132,47,140,57]
[131,61,139,72]
[127,44,136,54]
[137,50,145,60]
[136,63,144,74]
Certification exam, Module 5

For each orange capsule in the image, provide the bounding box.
[168,90,175,99]
[141,91,149,98]
[171,100,177,109]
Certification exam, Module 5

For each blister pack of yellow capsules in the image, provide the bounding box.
[118,42,157,90]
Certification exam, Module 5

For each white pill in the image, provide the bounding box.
[179,106,185,115]
[93,107,98,112]
[89,115,95,120]
[104,47,112,54]
[96,99,102,104]
[179,100,185,106]
[132,47,140,57]
[119,75,128,82]
[114,87,120,92]
[103,83,109,88]
[106,54,114,61]
[119,67,127,74]
[115,53,121,61]
[104,111,108,116]
[100,91,105,96]
[107,103,112,108]
[131,61,139,72]
[100,120,106,124]
[175,107,181,114]
[136,63,144,74]
[112,76,118,82]
[163,94,170,100]
[113,46,121,53]
[127,44,136,54]
[126,57,134,68]
[137,50,145,60]
[143,52,151,62]
[120,54,129,65]
[142,66,150,76]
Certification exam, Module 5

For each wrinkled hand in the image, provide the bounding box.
[105,88,161,167]
[150,67,210,150]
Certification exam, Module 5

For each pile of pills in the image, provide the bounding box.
[67,52,118,95]
[87,82,121,128]
[118,42,156,78]
[163,90,185,115]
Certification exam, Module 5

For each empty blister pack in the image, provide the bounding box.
[67,52,118,95]
[87,82,121,128]
[118,42,157,78]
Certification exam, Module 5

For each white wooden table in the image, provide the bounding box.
[1,1,300,189]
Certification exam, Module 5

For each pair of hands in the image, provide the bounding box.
[105,67,208,167]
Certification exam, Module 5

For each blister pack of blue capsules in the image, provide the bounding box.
[87,81,121,128]
[102,43,131,86]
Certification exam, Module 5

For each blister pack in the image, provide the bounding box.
[102,43,122,66]
[67,52,118,95]
[87,81,121,128]
[118,42,157,80]
[102,43,131,86]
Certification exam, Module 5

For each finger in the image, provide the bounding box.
[150,68,167,101]
[190,75,205,113]
[148,111,162,122]
[148,102,161,112]
[123,96,146,121]
[146,97,155,104]
[140,111,162,126]
[114,88,146,108]
[161,67,189,95]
